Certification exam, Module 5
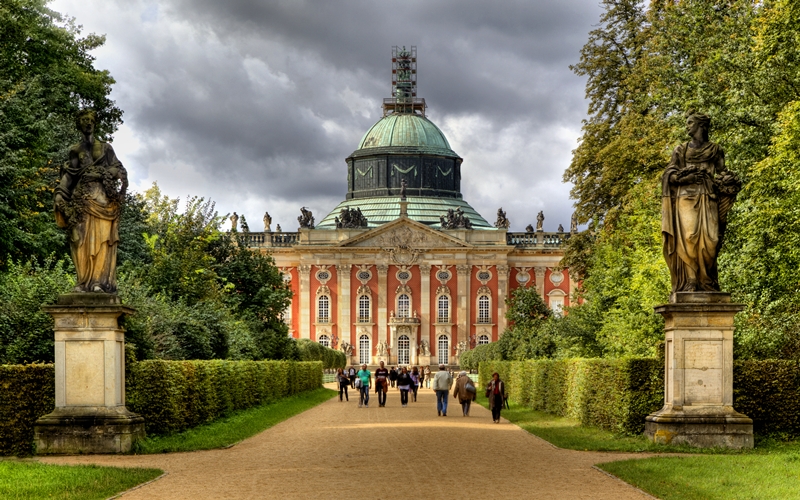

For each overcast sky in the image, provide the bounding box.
[51,0,603,232]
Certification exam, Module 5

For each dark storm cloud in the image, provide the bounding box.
[52,0,602,231]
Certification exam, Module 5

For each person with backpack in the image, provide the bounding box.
[452,371,476,416]
[396,366,413,407]
[389,366,398,389]
[374,361,390,407]
[410,366,421,402]
[348,366,357,389]
[356,364,371,408]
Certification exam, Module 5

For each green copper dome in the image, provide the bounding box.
[357,113,457,156]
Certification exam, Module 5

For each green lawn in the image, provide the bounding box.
[0,461,162,500]
[134,388,336,454]
[477,395,800,499]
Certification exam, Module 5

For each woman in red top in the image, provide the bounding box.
[486,372,506,423]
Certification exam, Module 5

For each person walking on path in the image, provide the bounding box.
[453,371,476,416]
[375,361,390,407]
[357,364,371,408]
[389,366,398,389]
[348,366,357,389]
[410,367,420,402]
[432,364,453,416]
[336,368,350,402]
[424,365,432,389]
[486,372,506,423]
[396,367,413,407]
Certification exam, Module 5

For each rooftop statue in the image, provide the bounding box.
[54,110,128,293]
[558,224,564,233]
[536,211,544,231]
[263,211,272,232]
[440,207,472,230]
[662,111,741,294]
[494,207,510,229]
[400,178,407,200]
[298,207,315,229]
[525,224,534,233]
[230,212,239,231]
[336,207,368,229]
[571,212,578,234]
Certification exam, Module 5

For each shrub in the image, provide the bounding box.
[296,339,346,370]
[0,364,54,456]
[733,360,800,436]
[460,342,502,371]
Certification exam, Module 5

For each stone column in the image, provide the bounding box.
[336,264,352,349]
[376,264,389,356]
[34,294,144,454]
[419,263,431,365]
[298,264,311,339]
[534,266,547,302]
[456,265,471,364]
[644,292,753,449]
[497,265,509,334]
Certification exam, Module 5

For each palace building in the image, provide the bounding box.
[245,47,575,367]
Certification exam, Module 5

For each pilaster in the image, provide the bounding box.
[456,265,471,353]
[419,263,432,356]
[298,264,311,339]
[336,264,352,349]
[534,266,547,302]
[497,265,509,335]
[377,264,389,347]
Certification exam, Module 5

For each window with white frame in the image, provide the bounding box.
[550,295,565,317]
[359,335,371,365]
[478,334,490,345]
[317,295,330,323]
[358,295,371,322]
[477,295,491,323]
[397,294,410,318]
[318,335,330,348]
[437,294,450,323]
[438,335,449,365]
[397,335,410,365]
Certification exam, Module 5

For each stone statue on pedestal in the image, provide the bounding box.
[230,212,239,231]
[525,224,534,233]
[494,208,510,229]
[661,110,741,295]
[377,340,389,357]
[298,207,315,229]
[263,212,272,232]
[54,109,128,293]
[570,212,578,234]
[419,340,430,357]
[536,211,544,231]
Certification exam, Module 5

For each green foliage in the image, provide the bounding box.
[459,342,502,371]
[496,286,555,361]
[0,258,73,364]
[127,359,321,435]
[0,0,121,264]
[733,360,800,437]
[0,363,54,456]
[296,339,346,370]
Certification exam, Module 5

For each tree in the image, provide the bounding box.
[0,0,121,264]
[497,286,554,360]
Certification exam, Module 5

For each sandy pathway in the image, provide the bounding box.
[42,384,654,499]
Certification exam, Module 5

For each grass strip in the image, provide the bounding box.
[134,388,336,454]
[0,461,162,500]
[598,454,800,500]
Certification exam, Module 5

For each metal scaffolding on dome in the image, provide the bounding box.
[384,46,426,117]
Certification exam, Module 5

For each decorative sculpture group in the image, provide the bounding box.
[376,340,389,357]
[339,341,354,356]
[298,206,315,229]
[455,340,468,357]
[335,207,368,228]
[418,340,430,357]
[54,109,128,293]
[661,110,741,294]
[494,207,510,229]
[440,207,472,229]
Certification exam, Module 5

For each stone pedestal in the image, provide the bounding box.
[645,292,753,449]
[34,293,144,454]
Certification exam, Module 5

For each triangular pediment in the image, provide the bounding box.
[338,218,471,249]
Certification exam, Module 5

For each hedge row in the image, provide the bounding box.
[479,359,800,437]
[296,339,346,370]
[0,364,54,456]
[0,359,322,455]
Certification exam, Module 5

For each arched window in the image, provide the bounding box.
[477,295,491,323]
[317,295,330,323]
[478,334,490,345]
[397,335,410,365]
[437,294,450,323]
[397,294,410,318]
[318,335,330,348]
[438,335,449,365]
[358,295,371,323]
[359,335,371,365]
[549,295,565,317]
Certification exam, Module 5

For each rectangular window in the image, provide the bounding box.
[437,295,449,323]
[318,295,329,323]
[478,295,490,323]
[358,295,371,322]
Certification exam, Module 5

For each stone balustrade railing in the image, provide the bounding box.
[240,232,299,248]
[506,231,569,247]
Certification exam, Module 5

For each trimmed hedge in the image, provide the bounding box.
[296,339,346,370]
[0,364,55,456]
[479,359,800,437]
[0,359,321,455]
[460,342,502,371]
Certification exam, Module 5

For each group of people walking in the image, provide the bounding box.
[334,362,506,422]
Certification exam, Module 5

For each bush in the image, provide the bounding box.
[733,360,800,437]
[461,342,502,371]
[0,359,321,455]
[127,359,322,435]
[296,339,346,370]
[0,364,54,456]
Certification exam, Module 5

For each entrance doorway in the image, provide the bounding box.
[398,335,410,365]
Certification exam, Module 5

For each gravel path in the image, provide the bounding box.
[42,384,655,499]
